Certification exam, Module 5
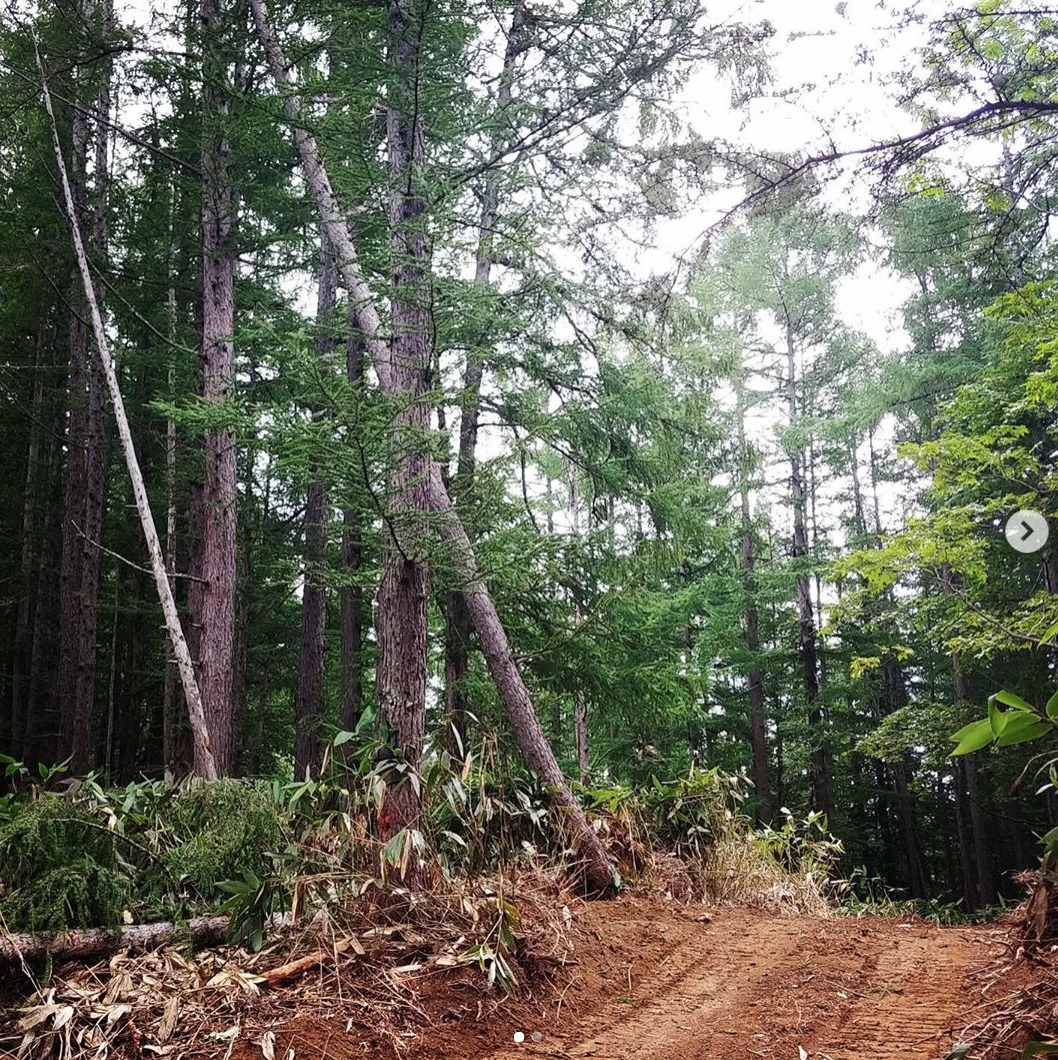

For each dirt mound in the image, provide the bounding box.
[228,899,992,1060]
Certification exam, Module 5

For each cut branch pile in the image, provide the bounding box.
[1014,870,1058,952]
[951,875,1058,1059]
[1,873,578,1060]
[954,956,1058,1059]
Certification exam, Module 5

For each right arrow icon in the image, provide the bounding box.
[1006,509,1049,554]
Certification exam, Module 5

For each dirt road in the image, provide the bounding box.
[239,901,993,1060]
[477,905,987,1060]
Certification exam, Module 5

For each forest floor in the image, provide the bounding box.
[230,898,1003,1060]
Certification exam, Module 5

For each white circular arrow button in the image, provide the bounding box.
[1005,509,1050,554]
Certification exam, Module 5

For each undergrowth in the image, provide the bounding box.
[0,726,845,947]
[839,867,1008,925]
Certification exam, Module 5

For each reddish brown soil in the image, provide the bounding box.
[234,899,993,1060]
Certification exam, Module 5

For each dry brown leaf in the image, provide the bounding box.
[158,995,180,1042]
[16,1005,61,1032]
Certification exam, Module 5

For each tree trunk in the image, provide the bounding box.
[162,281,181,778]
[40,49,219,781]
[339,332,367,743]
[371,0,435,878]
[735,374,769,821]
[785,325,832,824]
[569,462,589,783]
[10,331,45,755]
[864,432,927,898]
[294,234,337,779]
[249,0,614,892]
[883,655,929,899]
[443,0,525,755]
[940,561,992,908]
[189,0,238,773]
[57,4,111,773]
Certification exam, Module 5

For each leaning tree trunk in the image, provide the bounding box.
[294,233,336,779]
[189,0,238,773]
[39,48,219,780]
[248,0,614,893]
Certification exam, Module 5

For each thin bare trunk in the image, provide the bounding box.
[104,570,119,778]
[162,282,180,777]
[862,443,927,898]
[10,332,45,753]
[40,48,218,781]
[940,561,991,908]
[294,234,336,778]
[249,0,614,891]
[786,325,831,824]
[340,327,366,734]
[570,463,589,783]
[735,380,768,821]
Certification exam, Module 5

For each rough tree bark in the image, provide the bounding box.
[57,0,111,773]
[40,47,219,781]
[372,0,434,867]
[249,0,615,892]
[294,233,337,779]
[189,0,238,773]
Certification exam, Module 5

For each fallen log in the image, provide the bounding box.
[0,915,231,964]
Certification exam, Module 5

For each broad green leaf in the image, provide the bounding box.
[951,719,993,755]
[996,721,1052,747]
[996,710,1044,737]
[989,696,1009,737]
[1038,826,1058,850]
[1045,690,1058,720]
[995,689,1035,712]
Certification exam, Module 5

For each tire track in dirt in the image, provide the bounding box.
[485,911,985,1060]
[817,926,982,1060]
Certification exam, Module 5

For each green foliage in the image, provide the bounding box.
[0,799,125,931]
[159,781,284,901]
[753,808,844,883]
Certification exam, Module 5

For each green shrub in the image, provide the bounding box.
[0,798,125,931]
[159,781,283,899]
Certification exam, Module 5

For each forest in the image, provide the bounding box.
[4,0,1058,981]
